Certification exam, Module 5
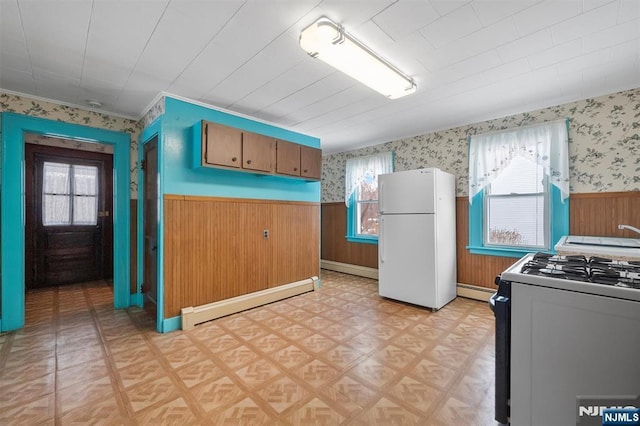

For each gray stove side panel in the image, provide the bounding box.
[511,282,640,426]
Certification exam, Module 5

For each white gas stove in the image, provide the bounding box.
[492,252,640,425]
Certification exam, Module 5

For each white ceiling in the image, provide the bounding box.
[1,0,638,154]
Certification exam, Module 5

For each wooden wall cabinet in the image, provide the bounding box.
[203,122,242,168]
[198,120,321,180]
[300,146,322,180]
[243,133,275,173]
[276,140,301,176]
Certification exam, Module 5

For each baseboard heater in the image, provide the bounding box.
[181,276,319,330]
[456,283,495,302]
[320,259,378,279]
[321,260,494,302]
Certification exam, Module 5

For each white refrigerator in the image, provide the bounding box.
[378,168,457,310]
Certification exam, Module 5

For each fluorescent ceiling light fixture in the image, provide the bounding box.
[300,17,417,99]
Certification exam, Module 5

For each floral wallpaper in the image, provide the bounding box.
[141,97,165,129]
[3,88,638,203]
[321,87,640,202]
[0,92,140,198]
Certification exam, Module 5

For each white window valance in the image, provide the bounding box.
[345,152,393,206]
[468,120,569,204]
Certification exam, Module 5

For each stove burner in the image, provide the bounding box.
[533,253,587,265]
[589,256,640,273]
[520,253,640,289]
[590,270,620,285]
[540,268,565,275]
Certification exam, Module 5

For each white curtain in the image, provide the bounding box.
[72,165,98,225]
[345,152,393,206]
[42,162,98,226]
[468,120,569,204]
[43,162,71,226]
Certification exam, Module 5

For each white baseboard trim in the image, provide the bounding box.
[320,260,494,303]
[320,260,378,279]
[456,283,495,302]
[181,276,319,330]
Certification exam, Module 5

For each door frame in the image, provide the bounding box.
[139,120,165,332]
[25,144,114,289]
[1,112,132,332]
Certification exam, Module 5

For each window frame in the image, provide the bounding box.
[345,152,394,245]
[346,190,379,245]
[468,183,569,258]
[467,120,570,258]
[482,174,550,251]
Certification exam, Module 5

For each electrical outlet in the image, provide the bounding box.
[263,229,269,239]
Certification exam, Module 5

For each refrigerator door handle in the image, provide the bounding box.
[379,217,385,263]
[379,182,384,214]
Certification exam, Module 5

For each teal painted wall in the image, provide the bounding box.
[142,97,321,332]
[161,97,321,201]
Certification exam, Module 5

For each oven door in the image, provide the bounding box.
[490,278,511,425]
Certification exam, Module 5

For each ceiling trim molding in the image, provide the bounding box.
[157,91,319,138]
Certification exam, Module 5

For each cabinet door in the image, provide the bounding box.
[203,122,242,168]
[276,140,301,176]
[242,132,275,173]
[300,146,322,180]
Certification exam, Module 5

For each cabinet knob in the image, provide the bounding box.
[303,169,307,173]
[247,160,252,165]
[231,157,237,162]
[294,167,297,171]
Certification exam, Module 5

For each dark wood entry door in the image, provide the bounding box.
[25,144,113,289]
[143,137,158,316]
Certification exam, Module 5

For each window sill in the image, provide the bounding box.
[346,235,378,245]
[467,245,552,258]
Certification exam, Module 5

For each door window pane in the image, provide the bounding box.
[43,162,70,194]
[43,162,71,226]
[43,194,71,226]
[42,162,99,226]
[73,165,98,195]
[73,196,98,225]
[72,165,98,225]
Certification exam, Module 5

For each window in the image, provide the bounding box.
[345,152,393,244]
[485,157,547,249]
[468,120,569,257]
[43,162,98,226]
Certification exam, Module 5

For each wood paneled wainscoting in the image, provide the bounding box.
[164,195,319,319]
[321,191,640,295]
[569,191,640,236]
[321,202,378,268]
